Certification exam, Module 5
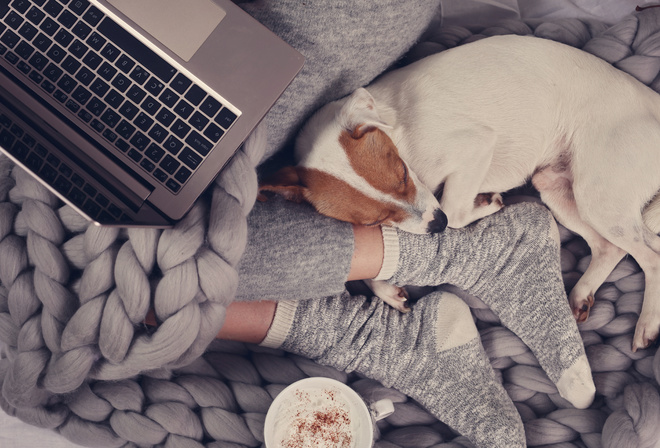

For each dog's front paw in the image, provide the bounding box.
[633,313,660,352]
[569,288,594,323]
[364,279,410,313]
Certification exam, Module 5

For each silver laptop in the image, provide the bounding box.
[0,0,303,227]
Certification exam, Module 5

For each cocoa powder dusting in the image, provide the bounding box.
[279,388,354,448]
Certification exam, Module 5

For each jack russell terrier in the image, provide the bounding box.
[260,35,660,352]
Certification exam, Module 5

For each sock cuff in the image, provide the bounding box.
[260,300,299,349]
[373,225,399,281]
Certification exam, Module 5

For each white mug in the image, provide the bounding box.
[264,377,395,448]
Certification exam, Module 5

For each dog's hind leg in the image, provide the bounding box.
[532,167,626,324]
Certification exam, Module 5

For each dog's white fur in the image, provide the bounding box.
[263,35,660,351]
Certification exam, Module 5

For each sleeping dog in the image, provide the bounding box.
[260,35,660,352]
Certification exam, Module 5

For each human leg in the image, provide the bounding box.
[385,202,596,408]
[261,290,525,448]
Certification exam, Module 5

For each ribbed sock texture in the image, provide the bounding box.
[263,291,526,448]
[390,202,595,408]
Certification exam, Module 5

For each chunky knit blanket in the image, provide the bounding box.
[3,8,660,448]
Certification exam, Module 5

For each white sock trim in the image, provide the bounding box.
[373,225,399,281]
[260,300,299,349]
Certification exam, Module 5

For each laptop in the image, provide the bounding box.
[0,0,304,227]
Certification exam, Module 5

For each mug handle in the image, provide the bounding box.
[369,399,395,421]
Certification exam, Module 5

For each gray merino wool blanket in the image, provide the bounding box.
[4,5,660,448]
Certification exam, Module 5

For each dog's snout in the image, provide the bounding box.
[427,209,447,233]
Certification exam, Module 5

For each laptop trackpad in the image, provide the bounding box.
[107,0,225,61]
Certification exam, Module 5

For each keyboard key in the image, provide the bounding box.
[18,22,38,40]
[155,108,175,126]
[100,108,120,127]
[28,69,44,84]
[14,41,34,59]
[25,152,44,171]
[5,11,24,30]
[26,7,46,25]
[74,65,94,85]
[184,84,205,105]
[40,163,58,183]
[203,122,224,143]
[127,148,142,162]
[126,84,146,103]
[185,131,213,156]
[171,118,190,138]
[114,54,134,73]
[147,123,167,143]
[115,138,129,152]
[11,0,31,14]
[57,9,77,28]
[165,178,180,192]
[129,131,148,150]
[82,198,101,218]
[141,96,160,115]
[53,175,72,194]
[69,39,87,58]
[16,59,30,73]
[170,73,191,94]
[46,153,60,167]
[41,79,55,92]
[216,108,237,129]
[104,88,123,108]
[144,76,164,96]
[189,111,208,131]
[82,50,102,69]
[90,118,103,132]
[43,62,63,81]
[159,88,178,108]
[46,43,65,62]
[139,157,155,172]
[163,135,183,154]
[97,61,116,80]
[44,0,63,18]
[4,50,18,64]
[129,65,149,84]
[65,98,79,112]
[100,42,119,61]
[145,143,164,162]
[200,96,221,117]
[118,101,138,120]
[57,73,76,93]
[152,168,167,183]
[85,97,105,116]
[58,162,72,176]
[61,54,80,74]
[173,99,193,119]
[54,27,73,46]
[77,108,92,122]
[86,31,105,51]
[1,29,19,48]
[159,154,179,174]
[39,17,58,36]
[96,193,109,207]
[53,88,67,102]
[101,128,116,142]
[71,20,91,39]
[69,0,90,16]
[174,166,191,183]
[33,32,51,51]
[116,119,135,139]
[82,5,102,26]
[178,147,202,169]
[133,112,152,132]
[89,78,109,96]
[111,72,129,92]
[69,186,86,205]
[72,85,91,103]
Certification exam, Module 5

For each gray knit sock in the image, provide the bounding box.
[262,291,526,448]
[383,202,596,409]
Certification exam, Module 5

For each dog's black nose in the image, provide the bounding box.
[427,209,447,233]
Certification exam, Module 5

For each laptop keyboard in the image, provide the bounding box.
[0,111,131,222]
[0,0,238,194]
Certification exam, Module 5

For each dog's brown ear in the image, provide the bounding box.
[258,166,308,203]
